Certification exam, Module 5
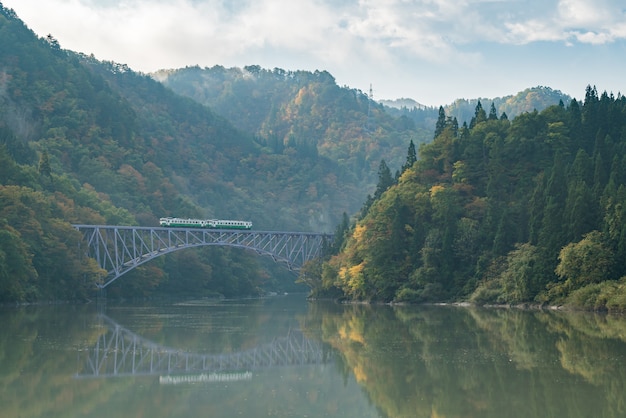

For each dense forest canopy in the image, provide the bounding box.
[0,4,428,302]
[303,87,626,311]
[153,65,432,185]
[154,66,570,186]
[1,3,621,308]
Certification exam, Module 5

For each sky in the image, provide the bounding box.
[3,0,626,107]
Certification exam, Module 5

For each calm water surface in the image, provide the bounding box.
[2,294,626,417]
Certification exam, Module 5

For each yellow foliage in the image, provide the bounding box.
[352,223,367,242]
[347,262,366,295]
[338,324,348,340]
[352,364,368,383]
[337,323,365,345]
[294,86,308,106]
[348,327,365,344]
[430,184,445,197]
[349,262,364,277]
[338,266,348,281]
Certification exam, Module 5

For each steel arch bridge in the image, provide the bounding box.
[73,225,333,289]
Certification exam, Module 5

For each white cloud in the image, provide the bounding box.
[2,0,625,105]
[9,0,624,69]
[557,0,612,27]
[501,0,626,45]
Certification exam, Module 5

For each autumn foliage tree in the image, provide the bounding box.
[314,87,626,310]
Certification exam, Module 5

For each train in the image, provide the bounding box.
[159,217,252,230]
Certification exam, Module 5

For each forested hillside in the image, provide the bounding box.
[0,4,276,301]
[153,65,431,184]
[0,4,422,303]
[156,66,569,185]
[306,88,626,311]
[0,5,326,302]
[383,86,571,137]
[2,3,616,308]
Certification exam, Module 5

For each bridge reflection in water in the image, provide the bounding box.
[75,314,332,381]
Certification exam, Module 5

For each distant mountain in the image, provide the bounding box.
[152,65,433,184]
[0,6,372,300]
[152,69,573,179]
[379,97,427,110]
[445,86,572,124]
[0,3,586,303]
[382,86,573,133]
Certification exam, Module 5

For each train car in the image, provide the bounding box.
[159,217,252,230]
[159,217,206,228]
[206,219,253,229]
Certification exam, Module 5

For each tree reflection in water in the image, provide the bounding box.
[301,302,626,418]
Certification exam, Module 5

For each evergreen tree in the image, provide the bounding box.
[528,173,546,245]
[570,149,593,182]
[567,99,584,152]
[38,150,52,182]
[45,34,61,50]
[564,179,597,242]
[401,139,417,174]
[469,101,487,129]
[488,102,498,120]
[373,159,394,200]
[434,106,446,138]
[582,85,600,148]
[538,153,568,260]
[332,212,351,254]
[449,116,459,137]
[459,122,470,141]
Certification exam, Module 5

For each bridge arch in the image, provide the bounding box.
[74,225,332,289]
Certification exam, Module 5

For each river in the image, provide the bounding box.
[1,294,626,417]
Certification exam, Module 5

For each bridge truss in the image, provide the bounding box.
[73,225,332,288]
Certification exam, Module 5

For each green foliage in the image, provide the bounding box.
[0,8,621,306]
[0,185,105,301]
[1,10,373,301]
[0,222,38,302]
[401,139,417,174]
[444,86,572,126]
[564,279,626,312]
[322,86,626,308]
[469,243,542,305]
[37,150,52,181]
[155,65,431,191]
[554,231,614,292]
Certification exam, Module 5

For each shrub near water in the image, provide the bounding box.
[565,279,626,312]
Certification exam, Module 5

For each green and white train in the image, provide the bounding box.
[159,217,252,230]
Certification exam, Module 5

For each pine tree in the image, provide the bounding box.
[449,116,459,137]
[434,106,446,138]
[332,212,351,254]
[488,102,498,120]
[374,159,394,200]
[538,153,568,260]
[38,150,52,182]
[469,101,487,129]
[567,99,584,152]
[401,140,417,174]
